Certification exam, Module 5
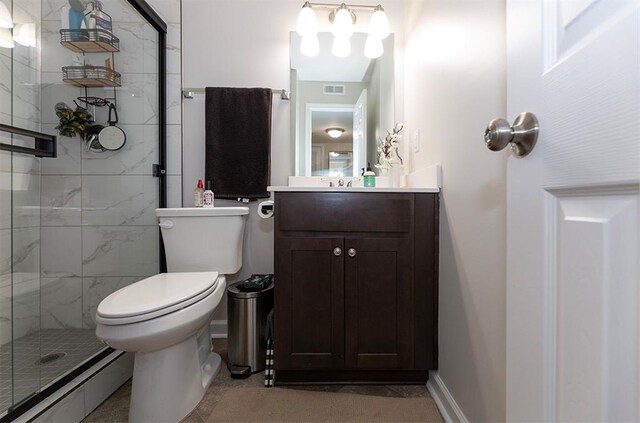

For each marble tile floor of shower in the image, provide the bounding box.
[0,328,106,413]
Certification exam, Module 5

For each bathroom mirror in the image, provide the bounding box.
[290,32,395,177]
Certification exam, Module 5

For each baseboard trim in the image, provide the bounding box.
[426,371,468,423]
[211,320,227,339]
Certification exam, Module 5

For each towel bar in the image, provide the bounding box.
[182,88,290,101]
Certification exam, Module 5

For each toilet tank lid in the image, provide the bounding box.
[156,207,249,217]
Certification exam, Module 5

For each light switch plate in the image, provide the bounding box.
[412,129,420,153]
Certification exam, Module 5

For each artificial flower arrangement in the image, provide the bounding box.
[376,122,404,175]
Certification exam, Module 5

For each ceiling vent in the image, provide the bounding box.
[323,84,346,95]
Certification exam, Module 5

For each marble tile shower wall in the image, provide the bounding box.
[36,0,182,331]
[0,0,43,346]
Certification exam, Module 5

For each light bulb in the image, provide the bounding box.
[364,34,383,58]
[296,2,317,37]
[0,2,12,29]
[300,34,319,57]
[0,28,14,48]
[332,35,350,58]
[332,4,353,38]
[369,5,390,40]
[14,23,36,47]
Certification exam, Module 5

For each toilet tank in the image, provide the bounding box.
[156,207,249,274]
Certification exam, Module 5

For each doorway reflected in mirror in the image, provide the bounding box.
[290,32,394,177]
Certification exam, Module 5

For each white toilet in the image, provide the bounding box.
[95,207,249,423]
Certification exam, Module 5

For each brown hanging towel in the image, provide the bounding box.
[205,87,272,200]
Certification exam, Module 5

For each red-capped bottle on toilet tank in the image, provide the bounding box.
[194,179,204,207]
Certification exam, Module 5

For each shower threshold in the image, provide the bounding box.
[0,328,106,413]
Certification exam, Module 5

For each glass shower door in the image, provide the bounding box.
[8,140,43,410]
[1,0,165,417]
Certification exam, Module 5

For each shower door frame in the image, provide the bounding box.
[0,0,167,420]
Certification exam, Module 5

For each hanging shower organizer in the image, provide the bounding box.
[59,28,121,113]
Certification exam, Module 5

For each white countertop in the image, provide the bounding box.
[270,164,443,194]
[267,186,440,193]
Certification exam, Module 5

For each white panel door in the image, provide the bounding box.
[353,89,367,177]
[506,0,640,421]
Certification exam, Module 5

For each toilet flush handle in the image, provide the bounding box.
[158,220,174,229]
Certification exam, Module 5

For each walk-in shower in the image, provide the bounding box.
[0,0,166,418]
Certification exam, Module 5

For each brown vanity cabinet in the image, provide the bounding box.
[273,191,439,384]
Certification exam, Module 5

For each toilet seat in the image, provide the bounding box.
[96,272,220,326]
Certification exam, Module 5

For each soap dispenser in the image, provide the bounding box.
[363,163,376,187]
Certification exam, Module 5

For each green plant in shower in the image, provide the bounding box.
[54,102,94,138]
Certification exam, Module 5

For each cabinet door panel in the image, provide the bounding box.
[275,237,344,370]
[344,237,413,369]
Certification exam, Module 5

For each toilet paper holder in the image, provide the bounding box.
[258,200,274,219]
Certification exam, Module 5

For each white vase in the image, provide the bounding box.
[376,159,391,176]
[389,164,402,188]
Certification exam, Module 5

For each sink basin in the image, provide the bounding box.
[288,176,388,188]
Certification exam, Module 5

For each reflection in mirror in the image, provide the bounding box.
[310,108,353,176]
[290,31,394,177]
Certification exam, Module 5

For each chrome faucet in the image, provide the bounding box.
[346,180,353,187]
[338,179,345,187]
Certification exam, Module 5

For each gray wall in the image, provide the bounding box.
[402,1,507,421]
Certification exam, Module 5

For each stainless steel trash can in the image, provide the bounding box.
[227,281,274,378]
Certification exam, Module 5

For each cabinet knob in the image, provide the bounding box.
[333,247,342,257]
[347,248,357,257]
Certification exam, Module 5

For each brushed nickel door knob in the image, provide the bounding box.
[485,112,539,158]
[333,247,342,257]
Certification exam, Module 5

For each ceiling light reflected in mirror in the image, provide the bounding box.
[326,128,345,139]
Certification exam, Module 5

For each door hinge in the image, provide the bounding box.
[152,164,166,177]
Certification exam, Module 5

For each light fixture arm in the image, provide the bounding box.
[305,2,382,13]
[329,4,357,25]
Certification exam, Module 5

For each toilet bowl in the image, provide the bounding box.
[95,207,249,423]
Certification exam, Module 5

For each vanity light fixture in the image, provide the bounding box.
[0,1,12,29]
[296,1,318,36]
[295,2,390,58]
[368,5,390,39]
[330,3,354,39]
[13,23,36,47]
[325,128,345,139]
[297,1,320,56]
[0,28,14,48]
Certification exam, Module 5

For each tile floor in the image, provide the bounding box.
[0,328,106,413]
[83,339,442,423]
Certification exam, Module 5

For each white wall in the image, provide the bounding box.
[402,1,507,421]
[182,0,298,324]
[182,0,507,419]
[182,0,404,326]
